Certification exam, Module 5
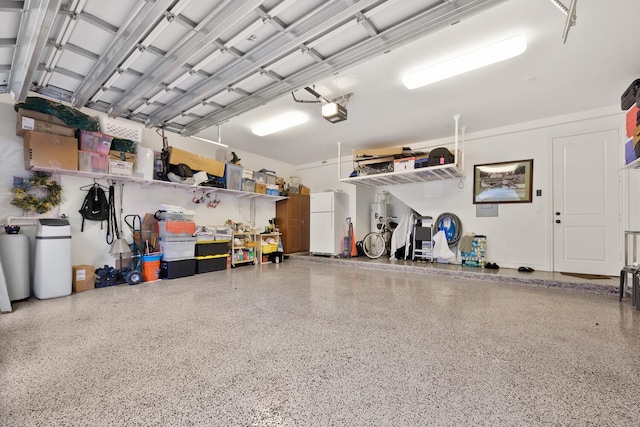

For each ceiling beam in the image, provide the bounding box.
[71,0,177,108]
[107,0,265,118]
[181,0,509,135]
[8,0,61,102]
[0,1,24,11]
[77,11,119,35]
[146,0,383,127]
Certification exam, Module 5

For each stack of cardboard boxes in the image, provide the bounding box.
[19,108,137,175]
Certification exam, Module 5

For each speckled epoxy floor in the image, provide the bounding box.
[2,260,640,426]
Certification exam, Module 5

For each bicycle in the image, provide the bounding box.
[362,216,397,259]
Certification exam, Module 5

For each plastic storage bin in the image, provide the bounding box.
[156,211,195,222]
[225,164,243,191]
[159,237,197,261]
[160,258,196,279]
[78,130,112,155]
[195,254,228,273]
[158,220,196,239]
[195,240,229,257]
[78,150,109,173]
[98,116,143,143]
[33,219,71,299]
[242,178,255,192]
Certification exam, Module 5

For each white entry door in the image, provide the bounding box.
[552,129,621,275]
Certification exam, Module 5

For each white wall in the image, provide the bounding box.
[295,106,632,272]
[0,94,297,268]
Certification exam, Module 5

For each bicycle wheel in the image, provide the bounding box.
[362,232,386,259]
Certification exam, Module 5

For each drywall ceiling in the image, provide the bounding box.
[2,0,639,166]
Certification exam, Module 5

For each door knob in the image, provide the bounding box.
[555,219,561,224]
[555,212,561,215]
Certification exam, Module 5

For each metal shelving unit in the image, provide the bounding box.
[231,231,257,267]
[337,115,464,187]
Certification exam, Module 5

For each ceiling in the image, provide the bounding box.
[2,0,639,166]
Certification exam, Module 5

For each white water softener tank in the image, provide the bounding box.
[0,233,30,300]
[33,218,72,299]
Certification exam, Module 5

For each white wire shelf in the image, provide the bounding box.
[30,166,288,201]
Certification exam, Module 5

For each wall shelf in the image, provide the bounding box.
[623,157,640,170]
[30,166,288,201]
[337,115,464,187]
[339,163,463,187]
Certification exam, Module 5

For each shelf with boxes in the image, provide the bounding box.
[30,165,288,201]
[20,110,287,200]
[337,115,464,187]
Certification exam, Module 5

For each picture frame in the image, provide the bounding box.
[473,159,533,204]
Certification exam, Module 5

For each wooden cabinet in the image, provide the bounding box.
[276,193,310,254]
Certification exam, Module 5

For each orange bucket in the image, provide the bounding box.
[142,253,162,282]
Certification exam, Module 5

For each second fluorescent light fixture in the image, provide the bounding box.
[251,112,308,136]
[402,34,527,89]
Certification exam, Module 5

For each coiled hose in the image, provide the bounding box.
[435,212,462,247]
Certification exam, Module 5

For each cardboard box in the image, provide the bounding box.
[24,130,78,171]
[17,109,75,137]
[394,157,415,172]
[634,124,640,147]
[16,108,68,127]
[142,213,158,231]
[255,182,267,194]
[168,146,225,177]
[353,146,404,159]
[72,265,95,293]
[109,159,133,176]
[109,150,136,163]
[300,185,310,195]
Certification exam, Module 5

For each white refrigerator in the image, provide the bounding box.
[310,191,349,256]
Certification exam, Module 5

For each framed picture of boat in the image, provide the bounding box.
[473,159,533,204]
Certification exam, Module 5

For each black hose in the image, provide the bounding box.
[435,212,462,247]
[105,183,118,245]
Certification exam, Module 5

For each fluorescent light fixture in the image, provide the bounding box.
[190,135,228,148]
[402,33,527,89]
[251,112,308,136]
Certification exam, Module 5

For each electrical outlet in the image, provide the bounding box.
[536,189,542,196]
